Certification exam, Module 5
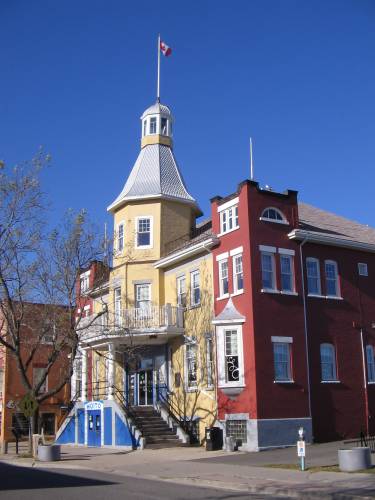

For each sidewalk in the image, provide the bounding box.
[1,442,374,499]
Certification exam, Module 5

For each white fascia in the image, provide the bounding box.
[154,236,219,269]
[288,229,375,254]
[217,197,239,213]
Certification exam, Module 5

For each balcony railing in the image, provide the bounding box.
[78,304,184,341]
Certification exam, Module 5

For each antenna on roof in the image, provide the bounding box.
[104,222,108,264]
[250,137,254,181]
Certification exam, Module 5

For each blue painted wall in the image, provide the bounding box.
[104,407,112,445]
[77,409,85,444]
[56,415,75,444]
[115,413,136,447]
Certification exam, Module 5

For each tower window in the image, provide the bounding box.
[260,207,287,224]
[149,117,157,134]
[136,217,152,248]
[161,117,167,135]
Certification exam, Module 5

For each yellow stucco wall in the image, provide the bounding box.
[164,253,217,442]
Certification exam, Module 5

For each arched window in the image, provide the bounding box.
[260,207,287,224]
[320,343,337,381]
[325,260,340,297]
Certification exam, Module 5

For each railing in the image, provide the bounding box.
[344,431,375,453]
[78,304,184,341]
[113,385,143,439]
[157,387,193,442]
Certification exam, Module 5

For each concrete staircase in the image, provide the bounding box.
[132,406,186,449]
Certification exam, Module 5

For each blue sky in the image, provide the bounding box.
[1,0,375,231]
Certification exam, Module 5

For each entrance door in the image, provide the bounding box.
[87,410,101,446]
[138,370,153,405]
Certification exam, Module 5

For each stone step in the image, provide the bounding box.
[145,436,180,443]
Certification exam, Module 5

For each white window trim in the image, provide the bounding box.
[306,257,321,296]
[190,269,201,307]
[135,216,153,249]
[278,248,295,256]
[280,253,295,293]
[358,263,368,277]
[218,259,229,299]
[259,207,288,225]
[185,342,198,391]
[261,251,277,292]
[259,245,277,253]
[324,260,341,298]
[217,197,239,213]
[216,325,245,389]
[271,336,293,344]
[216,251,229,262]
[117,221,125,254]
[230,246,243,257]
[233,253,244,294]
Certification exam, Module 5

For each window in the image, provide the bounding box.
[186,342,198,390]
[149,117,157,134]
[117,223,124,253]
[306,258,321,295]
[135,283,151,311]
[325,260,340,297]
[0,368,4,397]
[320,343,337,381]
[280,255,294,292]
[225,329,240,382]
[260,207,286,223]
[233,254,244,293]
[273,343,292,381]
[205,335,214,388]
[136,217,152,248]
[358,263,368,277]
[33,367,47,393]
[74,358,82,398]
[218,259,229,296]
[190,270,200,306]
[226,420,247,444]
[366,345,375,383]
[143,119,147,137]
[40,413,56,435]
[114,287,122,326]
[80,272,89,293]
[161,117,167,135]
[261,252,276,290]
[176,275,186,307]
[220,206,239,234]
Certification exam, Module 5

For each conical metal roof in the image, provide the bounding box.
[107,144,199,213]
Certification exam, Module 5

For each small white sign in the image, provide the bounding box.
[85,401,103,411]
[297,440,305,457]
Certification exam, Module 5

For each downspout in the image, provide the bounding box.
[357,285,370,436]
[299,237,313,430]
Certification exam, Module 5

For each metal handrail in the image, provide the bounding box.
[112,385,143,437]
[157,387,191,436]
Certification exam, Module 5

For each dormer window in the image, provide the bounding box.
[149,117,157,134]
[161,117,167,135]
[260,207,287,224]
[143,120,147,137]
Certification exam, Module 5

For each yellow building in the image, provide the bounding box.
[59,101,218,448]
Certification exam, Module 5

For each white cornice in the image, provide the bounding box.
[154,236,218,269]
[288,229,375,254]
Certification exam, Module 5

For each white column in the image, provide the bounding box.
[81,349,87,402]
[107,343,115,400]
[71,357,77,400]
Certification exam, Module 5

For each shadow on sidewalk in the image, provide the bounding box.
[0,462,117,491]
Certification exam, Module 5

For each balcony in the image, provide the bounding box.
[78,304,184,347]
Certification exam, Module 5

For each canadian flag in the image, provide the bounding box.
[160,40,172,57]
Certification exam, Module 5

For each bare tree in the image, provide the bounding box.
[0,152,104,449]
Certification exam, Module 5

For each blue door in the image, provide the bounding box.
[87,410,101,447]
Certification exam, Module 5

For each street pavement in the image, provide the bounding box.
[1,442,375,499]
[0,462,283,500]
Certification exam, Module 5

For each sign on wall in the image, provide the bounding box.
[85,401,103,411]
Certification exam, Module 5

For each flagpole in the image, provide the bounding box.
[157,34,161,102]
[250,137,254,180]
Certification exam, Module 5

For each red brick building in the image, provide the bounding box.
[211,180,375,450]
[0,303,71,447]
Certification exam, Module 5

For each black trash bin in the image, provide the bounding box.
[205,427,223,451]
